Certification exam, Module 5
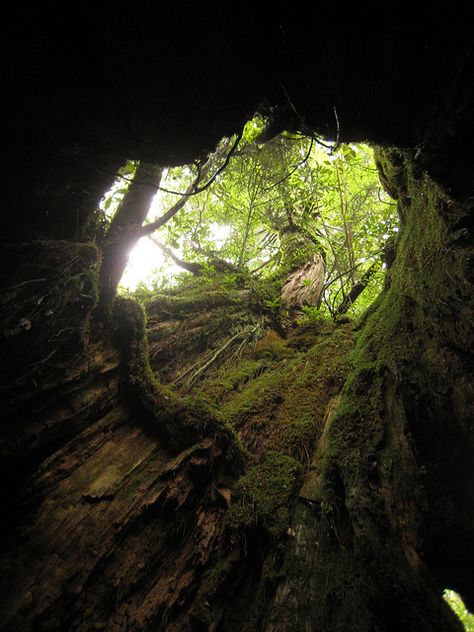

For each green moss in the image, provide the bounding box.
[286,320,326,350]
[206,321,353,461]
[145,289,241,318]
[203,358,267,403]
[319,147,474,522]
[112,297,244,470]
[222,361,289,421]
[227,451,301,540]
[250,326,315,362]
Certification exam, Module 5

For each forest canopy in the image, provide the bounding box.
[101,117,398,319]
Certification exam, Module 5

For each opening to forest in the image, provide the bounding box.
[99,116,399,321]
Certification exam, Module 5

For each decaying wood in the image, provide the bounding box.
[0,404,232,631]
[146,290,268,390]
[280,252,325,313]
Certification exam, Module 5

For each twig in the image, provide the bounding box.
[3,278,48,291]
[250,253,278,275]
[181,325,256,386]
[323,292,336,320]
[263,137,314,192]
[332,105,341,153]
[276,76,300,121]
[117,131,242,199]
[323,247,384,294]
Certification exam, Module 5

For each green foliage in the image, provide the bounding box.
[242,115,267,144]
[444,591,474,631]
[263,296,281,311]
[299,305,326,324]
[117,117,398,316]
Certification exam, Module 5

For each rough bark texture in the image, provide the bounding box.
[98,163,163,312]
[280,253,326,313]
[1,9,473,632]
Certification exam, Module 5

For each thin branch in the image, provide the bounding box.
[332,105,341,153]
[276,76,301,121]
[250,254,278,275]
[377,190,395,205]
[319,207,345,294]
[117,131,242,199]
[323,247,384,294]
[335,160,356,284]
[139,184,198,237]
[147,236,204,275]
[137,134,243,238]
[323,291,336,320]
[263,137,314,192]
[238,204,255,266]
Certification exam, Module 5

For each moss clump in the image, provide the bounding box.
[203,358,267,404]
[112,297,244,470]
[227,451,301,540]
[252,330,295,361]
[206,320,353,462]
[285,320,326,350]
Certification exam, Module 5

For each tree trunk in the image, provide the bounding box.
[98,162,163,312]
[335,261,378,315]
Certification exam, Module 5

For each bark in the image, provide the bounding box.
[0,294,243,632]
[98,162,163,311]
[148,236,205,275]
[335,261,377,315]
[0,405,234,631]
[280,252,326,313]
